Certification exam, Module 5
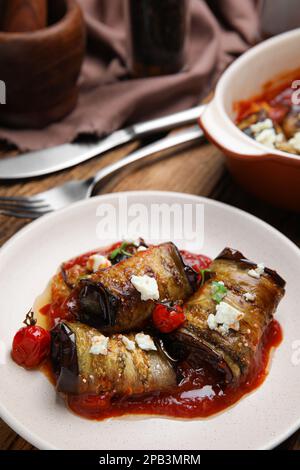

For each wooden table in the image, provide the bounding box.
[0,135,299,450]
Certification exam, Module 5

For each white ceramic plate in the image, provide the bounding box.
[0,191,299,450]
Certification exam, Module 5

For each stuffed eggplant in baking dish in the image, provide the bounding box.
[11,240,285,420]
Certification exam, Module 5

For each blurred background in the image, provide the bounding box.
[0,0,298,149]
[262,0,300,36]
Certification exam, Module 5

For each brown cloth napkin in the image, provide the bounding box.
[0,0,261,151]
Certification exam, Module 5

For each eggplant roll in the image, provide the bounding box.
[51,321,177,396]
[68,242,197,333]
[51,240,149,308]
[173,248,285,383]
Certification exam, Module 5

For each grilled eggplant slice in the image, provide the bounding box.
[51,321,176,396]
[172,248,285,383]
[51,240,149,303]
[68,242,197,333]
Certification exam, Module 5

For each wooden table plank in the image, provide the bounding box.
[0,137,298,450]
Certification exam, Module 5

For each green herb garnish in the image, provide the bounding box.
[199,268,211,286]
[109,241,132,260]
[211,281,227,303]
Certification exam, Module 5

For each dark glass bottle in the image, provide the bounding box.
[126,0,190,77]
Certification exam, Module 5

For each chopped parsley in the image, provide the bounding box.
[199,268,211,286]
[211,281,227,304]
[109,241,132,261]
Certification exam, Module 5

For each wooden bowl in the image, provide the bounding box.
[0,0,86,129]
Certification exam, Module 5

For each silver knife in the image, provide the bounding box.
[0,105,205,180]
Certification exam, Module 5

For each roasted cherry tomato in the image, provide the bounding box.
[180,250,211,270]
[12,311,51,369]
[152,302,185,333]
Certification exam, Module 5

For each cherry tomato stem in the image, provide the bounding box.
[152,303,185,333]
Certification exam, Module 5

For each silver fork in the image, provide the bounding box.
[0,125,204,219]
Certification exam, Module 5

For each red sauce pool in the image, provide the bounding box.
[40,245,283,421]
[62,242,121,270]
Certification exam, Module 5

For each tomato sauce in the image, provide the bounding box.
[39,244,283,421]
[67,320,282,420]
[235,71,300,124]
[62,242,121,270]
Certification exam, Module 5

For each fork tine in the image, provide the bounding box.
[0,209,43,219]
[0,206,52,219]
[0,195,45,205]
[0,201,51,211]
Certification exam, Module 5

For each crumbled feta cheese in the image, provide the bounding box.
[254,128,277,148]
[248,263,265,279]
[288,132,300,152]
[207,313,218,330]
[89,335,109,355]
[243,292,256,302]
[250,119,284,149]
[131,275,159,301]
[218,324,230,335]
[207,301,244,335]
[248,269,259,278]
[135,333,157,351]
[256,262,265,275]
[137,246,147,252]
[215,302,243,330]
[87,254,111,272]
[250,119,273,134]
[121,335,136,351]
[124,237,140,247]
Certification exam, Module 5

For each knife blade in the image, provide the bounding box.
[0,105,205,180]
